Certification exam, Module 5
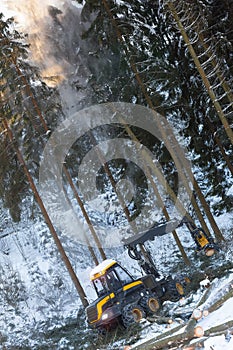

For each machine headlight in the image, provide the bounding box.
[102,313,109,320]
[101,309,114,321]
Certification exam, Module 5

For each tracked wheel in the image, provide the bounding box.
[97,326,107,337]
[175,282,184,296]
[121,304,145,328]
[140,294,160,316]
[165,275,191,302]
[164,277,183,302]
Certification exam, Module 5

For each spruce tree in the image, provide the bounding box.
[0,14,62,220]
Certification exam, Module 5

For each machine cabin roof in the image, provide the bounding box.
[90,259,117,281]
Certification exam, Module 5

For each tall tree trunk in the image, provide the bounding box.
[198,32,233,107]
[63,166,106,261]
[102,0,224,242]
[63,188,99,266]
[166,1,233,145]
[3,119,89,308]
[120,118,191,265]
[1,30,104,265]
[193,178,225,241]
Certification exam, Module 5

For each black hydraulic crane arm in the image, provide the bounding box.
[122,217,192,277]
[122,215,218,275]
[122,217,191,248]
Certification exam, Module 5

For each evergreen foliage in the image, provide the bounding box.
[0,14,63,221]
[76,0,233,213]
[0,0,232,222]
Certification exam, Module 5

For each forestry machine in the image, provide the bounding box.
[85,217,218,332]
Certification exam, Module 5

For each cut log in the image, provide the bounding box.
[204,320,233,336]
[200,278,233,312]
[207,287,233,313]
[131,319,197,349]
[194,325,204,337]
[202,310,209,317]
[192,309,202,320]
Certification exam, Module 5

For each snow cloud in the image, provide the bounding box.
[3,0,82,87]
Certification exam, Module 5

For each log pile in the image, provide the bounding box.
[128,277,233,350]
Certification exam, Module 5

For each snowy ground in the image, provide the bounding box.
[0,202,232,349]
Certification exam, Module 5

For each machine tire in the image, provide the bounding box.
[121,304,145,328]
[175,274,191,295]
[164,273,191,302]
[140,294,160,316]
[175,282,185,296]
[164,277,181,302]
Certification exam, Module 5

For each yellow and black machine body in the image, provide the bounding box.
[86,259,152,330]
[184,219,218,257]
[86,258,187,331]
[85,217,219,332]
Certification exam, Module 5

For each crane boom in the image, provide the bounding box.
[123,218,187,247]
[122,216,218,277]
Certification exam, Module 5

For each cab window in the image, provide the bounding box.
[114,265,133,285]
[106,271,122,290]
[93,276,108,297]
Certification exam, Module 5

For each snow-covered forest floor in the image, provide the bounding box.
[0,196,232,349]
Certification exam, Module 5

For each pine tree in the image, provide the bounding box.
[0,14,63,220]
[76,0,232,215]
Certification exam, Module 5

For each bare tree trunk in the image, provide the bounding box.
[206,118,233,177]
[166,1,233,145]
[193,179,225,241]
[3,119,88,308]
[102,0,223,244]
[63,187,99,266]
[120,118,191,265]
[63,167,106,261]
[198,31,233,107]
